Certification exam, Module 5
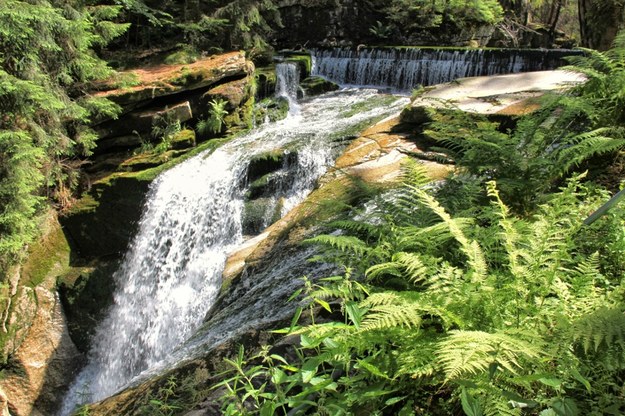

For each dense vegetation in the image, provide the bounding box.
[215,34,625,416]
[0,0,127,271]
[1,0,625,413]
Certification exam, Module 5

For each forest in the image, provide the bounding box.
[1,0,625,415]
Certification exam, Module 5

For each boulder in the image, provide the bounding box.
[300,76,340,97]
[92,52,253,110]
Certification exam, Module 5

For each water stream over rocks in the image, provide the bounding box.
[60,73,408,413]
[311,47,579,92]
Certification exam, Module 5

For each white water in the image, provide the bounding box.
[61,85,408,414]
[311,47,576,92]
[275,62,301,113]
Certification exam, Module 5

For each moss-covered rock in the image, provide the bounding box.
[255,66,277,99]
[58,259,118,353]
[61,174,152,259]
[242,197,283,235]
[284,53,312,78]
[254,97,290,124]
[170,128,196,150]
[93,52,253,110]
[300,76,340,96]
[246,149,287,183]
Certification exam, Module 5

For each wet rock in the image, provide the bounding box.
[300,76,340,96]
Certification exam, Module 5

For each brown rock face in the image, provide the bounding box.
[93,52,253,109]
[1,288,82,416]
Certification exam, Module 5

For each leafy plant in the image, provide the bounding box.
[196,98,229,137]
[218,164,625,415]
[151,111,182,153]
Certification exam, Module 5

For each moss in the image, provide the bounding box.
[255,97,289,123]
[164,48,200,65]
[282,53,312,78]
[254,65,277,99]
[20,213,71,289]
[300,76,339,96]
[170,129,196,149]
[58,259,118,352]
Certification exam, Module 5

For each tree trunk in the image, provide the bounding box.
[579,0,625,50]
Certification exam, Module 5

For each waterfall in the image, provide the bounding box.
[60,88,409,415]
[311,47,579,92]
[275,62,301,114]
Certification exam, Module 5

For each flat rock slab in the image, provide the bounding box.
[93,52,253,108]
[411,70,585,115]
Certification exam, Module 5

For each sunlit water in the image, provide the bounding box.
[60,86,409,414]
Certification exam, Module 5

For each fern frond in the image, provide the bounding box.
[366,252,428,283]
[408,185,488,281]
[327,219,385,240]
[304,234,369,256]
[557,128,625,173]
[359,303,422,332]
[483,390,522,416]
[437,330,543,381]
[398,218,474,250]
[571,307,625,353]
[358,292,422,332]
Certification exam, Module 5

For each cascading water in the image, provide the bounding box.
[61,83,409,414]
[311,47,580,92]
[275,62,301,113]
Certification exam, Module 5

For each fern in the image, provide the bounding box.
[557,128,625,173]
[571,307,625,354]
[437,330,543,381]
[304,234,370,257]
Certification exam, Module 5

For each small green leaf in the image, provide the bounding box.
[385,396,407,406]
[551,398,579,416]
[569,367,591,393]
[461,388,483,416]
[260,402,275,416]
[315,298,332,312]
[539,378,563,389]
[345,301,363,328]
[271,367,286,384]
[289,306,303,333]
[301,359,318,383]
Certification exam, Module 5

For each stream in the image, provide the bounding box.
[60,66,408,414]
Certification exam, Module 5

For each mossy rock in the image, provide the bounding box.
[170,129,196,150]
[246,149,287,183]
[58,259,119,352]
[242,197,283,235]
[300,76,340,97]
[246,172,281,200]
[284,53,312,78]
[400,105,441,125]
[254,97,290,123]
[255,66,277,99]
[61,174,152,259]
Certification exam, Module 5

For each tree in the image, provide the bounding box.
[578,0,625,49]
[0,0,127,270]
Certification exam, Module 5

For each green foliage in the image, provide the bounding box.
[383,0,503,32]
[218,163,625,415]
[150,110,183,154]
[196,99,229,137]
[0,0,126,270]
[214,0,281,54]
[138,376,182,416]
